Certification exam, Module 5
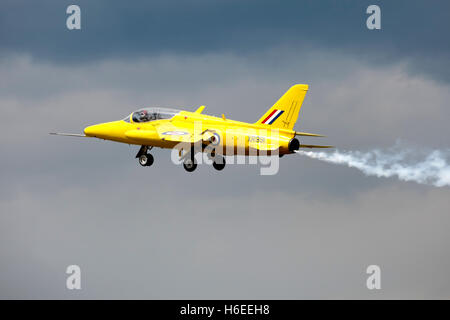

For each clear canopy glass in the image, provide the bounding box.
[128,107,181,123]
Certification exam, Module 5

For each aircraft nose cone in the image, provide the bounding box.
[84,124,101,137]
[83,121,124,140]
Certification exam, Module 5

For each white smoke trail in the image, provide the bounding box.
[295,148,450,187]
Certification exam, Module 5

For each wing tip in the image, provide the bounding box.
[295,131,326,137]
[299,144,334,149]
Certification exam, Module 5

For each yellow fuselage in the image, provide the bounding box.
[84,110,296,155]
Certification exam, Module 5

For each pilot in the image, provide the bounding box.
[138,110,148,122]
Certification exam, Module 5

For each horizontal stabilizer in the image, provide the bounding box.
[299,144,334,149]
[295,131,325,137]
[49,132,87,137]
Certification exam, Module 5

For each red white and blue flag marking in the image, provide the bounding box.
[261,109,284,125]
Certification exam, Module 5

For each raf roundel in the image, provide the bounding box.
[162,131,189,136]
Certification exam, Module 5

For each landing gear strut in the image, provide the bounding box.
[136,145,154,167]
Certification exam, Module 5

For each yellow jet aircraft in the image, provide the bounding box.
[51,84,332,172]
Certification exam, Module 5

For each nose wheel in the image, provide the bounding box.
[139,153,154,167]
[136,145,154,167]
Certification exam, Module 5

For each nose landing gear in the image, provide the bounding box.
[138,153,154,167]
[136,145,154,167]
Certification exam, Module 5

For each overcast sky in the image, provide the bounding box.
[1,0,449,299]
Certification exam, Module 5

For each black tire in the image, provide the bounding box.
[212,155,226,171]
[139,153,154,167]
[145,154,154,166]
[183,157,197,172]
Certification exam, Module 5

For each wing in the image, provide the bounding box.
[153,122,199,143]
[248,140,280,151]
[124,121,217,145]
[153,121,219,145]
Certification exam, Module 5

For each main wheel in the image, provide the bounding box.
[183,157,197,172]
[212,155,226,171]
[139,153,154,167]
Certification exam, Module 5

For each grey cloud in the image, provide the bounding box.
[1,182,450,299]
[1,1,450,82]
[1,50,449,199]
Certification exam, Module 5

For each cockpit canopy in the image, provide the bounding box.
[125,107,181,123]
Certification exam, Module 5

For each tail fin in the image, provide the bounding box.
[255,84,308,130]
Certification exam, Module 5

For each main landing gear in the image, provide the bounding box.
[212,155,226,171]
[136,145,154,167]
[181,147,197,172]
[181,148,226,173]
[183,156,197,172]
[207,148,226,171]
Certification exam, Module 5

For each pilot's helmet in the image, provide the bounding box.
[139,110,148,120]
